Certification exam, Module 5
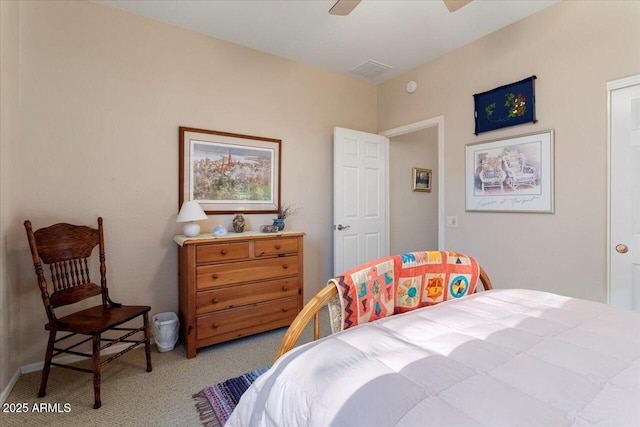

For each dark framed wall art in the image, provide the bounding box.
[474,76,537,135]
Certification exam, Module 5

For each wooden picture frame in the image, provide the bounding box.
[465,129,554,213]
[179,127,281,214]
[412,167,432,192]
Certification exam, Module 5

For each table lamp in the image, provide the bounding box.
[177,201,208,237]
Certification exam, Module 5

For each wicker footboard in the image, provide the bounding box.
[274,266,493,362]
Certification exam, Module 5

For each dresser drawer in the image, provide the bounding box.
[197,297,299,340]
[196,277,299,315]
[255,238,298,257]
[196,242,249,264]
[196,256,298,289]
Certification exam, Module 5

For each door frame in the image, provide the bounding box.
[606,74,640,304]
[380,115,445,250]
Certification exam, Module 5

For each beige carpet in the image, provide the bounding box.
[2,316,328,427]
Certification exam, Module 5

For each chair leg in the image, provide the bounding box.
[143,312,152,372]
[38,330,56,398]
[92,334,101,409]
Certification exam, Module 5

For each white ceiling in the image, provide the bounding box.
[95,0,557,83]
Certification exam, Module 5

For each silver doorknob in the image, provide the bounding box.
[336,224,351,231]
[616,244,628,254]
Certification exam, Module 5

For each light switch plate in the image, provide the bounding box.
[446,216,458,228]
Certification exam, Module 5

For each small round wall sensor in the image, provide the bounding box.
[406,80,417,93]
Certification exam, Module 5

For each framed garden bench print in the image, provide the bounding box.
[179,127,281,214]
[466,130,554,213]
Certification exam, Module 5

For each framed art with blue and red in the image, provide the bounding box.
[473,76,537,135]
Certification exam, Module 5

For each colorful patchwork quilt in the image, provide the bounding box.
[329,251,480,331]
[395,251,479,313]
[328,256,400,332]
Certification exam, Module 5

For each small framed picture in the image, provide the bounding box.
[412,167,432,192]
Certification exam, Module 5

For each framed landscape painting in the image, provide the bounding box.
[465,130,554,213]
[179,127,281,214]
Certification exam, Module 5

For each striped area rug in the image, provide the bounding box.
[193,366,270,426]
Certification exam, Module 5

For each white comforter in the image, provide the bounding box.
[226,289,640,427]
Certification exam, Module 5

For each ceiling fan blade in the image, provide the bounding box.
[443,0,472,13]
[329,0,362,16]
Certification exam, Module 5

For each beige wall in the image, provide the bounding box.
[378,0,640,301]
[1,0,22,398]
[2,0,377,380]
[2,0,639,397]
[389,127,438,253]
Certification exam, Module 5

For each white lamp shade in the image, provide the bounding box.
[177,201,208,223]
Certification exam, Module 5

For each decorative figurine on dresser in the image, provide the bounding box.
[174,231,304,358]
[232,214,245,233]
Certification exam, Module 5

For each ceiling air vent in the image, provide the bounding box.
[350,60,392,79]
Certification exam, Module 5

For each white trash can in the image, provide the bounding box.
[152,312,179,352]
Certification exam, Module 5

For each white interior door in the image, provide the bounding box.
[334,127,389,275]
[609,78,640,311]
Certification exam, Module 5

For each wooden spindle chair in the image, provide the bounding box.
[24,217,152,409]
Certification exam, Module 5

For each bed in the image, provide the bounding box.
[226,252,640,427]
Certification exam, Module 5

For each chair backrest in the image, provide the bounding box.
[24,218,108,323]
[502,152,525,173]
[480,156,503,178]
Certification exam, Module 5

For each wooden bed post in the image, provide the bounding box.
[274,284,337,362]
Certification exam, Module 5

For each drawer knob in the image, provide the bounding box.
[282,264,288,269]
[221,249,227,255]
[282,308,288,312]
[212,298,219,304]
[212,274,219,279]
[275,244,281,250]
[282,286,289,291]
[212,324,219,329]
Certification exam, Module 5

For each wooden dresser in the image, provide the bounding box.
[174,231,304,358]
